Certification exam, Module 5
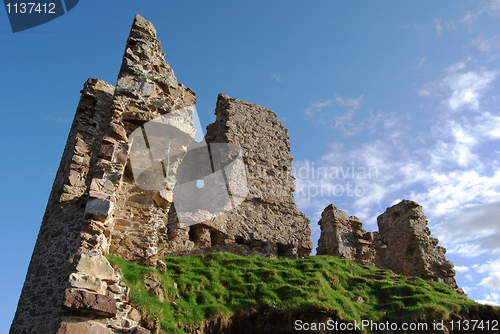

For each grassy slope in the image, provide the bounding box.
[107,252,499,333]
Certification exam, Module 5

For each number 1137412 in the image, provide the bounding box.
[5,3,56,14]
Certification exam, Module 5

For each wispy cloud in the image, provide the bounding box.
[461,0,500,29]
[417,61,498,112]
[331,94,364,131]
[471,34,500,61]
[435,19,443,37]
[472,34,494,53]
[335,94,364,112]
[304,100,333,116]
[271,73,284,83]
[295,104,500,256]
[417,56,427,67]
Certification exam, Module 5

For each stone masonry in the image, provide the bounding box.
[10,79,115,334]
[11,14,312,333]
[317,200,461,292]
[200,94,312,258]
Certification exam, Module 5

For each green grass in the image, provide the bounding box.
[107,253,498,333]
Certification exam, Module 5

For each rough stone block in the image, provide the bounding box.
[115,149,128,166]
[99,143,115,161]
[74,252,115,281]
[109,122,128,142]
[63,288,117,316]
[128,308,141,322]
[56,319,113,334]
[85,198,113,220]
[131,327,151,334]
[69,273,107,294]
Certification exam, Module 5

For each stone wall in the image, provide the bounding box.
[316,200,461,292]
[376,200,458,288]
[316,204,381,265]
[153,95,314,259]
[202,94,313,258]
[100,13,197,262]
[10,79,115,334]
[11,14,313,333]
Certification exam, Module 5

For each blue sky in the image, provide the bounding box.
[1,1,500,331]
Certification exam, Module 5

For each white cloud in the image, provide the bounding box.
[472,34,494,53]
[461,0,500,27]
[445,70,497,111]
[296,94,500,258]
[418,61,498,112]
[417,56,427,67]
[475,112,500,138]
[470,255,500,291]
[475,299,500,306]
[462,286,477,294]
[435,19,443,37]
[305,100,332,116]
[335,94,363,113]
[332,94,364,131]
[473,259,500,274]
[271,73,284,83]
[455,265,470,273]
[477,290,500,304]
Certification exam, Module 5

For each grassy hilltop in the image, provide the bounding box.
[108,253,500,333]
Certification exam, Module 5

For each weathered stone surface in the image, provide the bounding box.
[69,273,107,294]
[73,253,115,281]
[162,94,312,259]
[376,200,460,290]
[63,288,117,316]
[109,122,128,142]
[128,308,141,322]
[10,78,115,334]
[157,259,167,274]
[131,326,151,334]
[104,13,197,262]
[84,198,113,220]
[317,200,461,291]
[56,318,113,334]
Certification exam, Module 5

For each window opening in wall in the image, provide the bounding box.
[188,226,197,242]
[210,230,219,246]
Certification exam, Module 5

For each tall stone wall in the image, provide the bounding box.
[317,200,461,292]
[202,94,313,258]
[10,79,115,334]
[151,93,313,260]
[11,14,196,334]
[101,13,197,262]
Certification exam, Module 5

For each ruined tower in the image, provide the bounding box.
[11,14,311,333]
[316,200,460,291]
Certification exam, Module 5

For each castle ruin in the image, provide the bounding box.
[10,14,311,334]
[316,200,460,291]
[11,14,462,334]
